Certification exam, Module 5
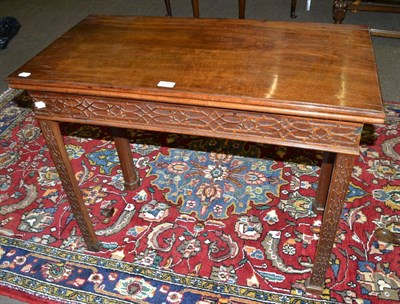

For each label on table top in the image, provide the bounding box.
[157,81,176,88]
[34,101,46,109]
[18,72,31,77]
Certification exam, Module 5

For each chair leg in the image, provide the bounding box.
[192,0,200,17]
[291,0,297,18]
[164,0,172,16]
[239,0,246,19]
[177,0,246,19]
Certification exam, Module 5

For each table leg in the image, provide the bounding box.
[111,127,140,191]
[314,152,335,214]
[306,153,356,294]
[38,119,102,251]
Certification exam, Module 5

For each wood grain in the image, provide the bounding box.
[7,16,385,124]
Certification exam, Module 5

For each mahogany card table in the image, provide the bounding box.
[7,16,385,294]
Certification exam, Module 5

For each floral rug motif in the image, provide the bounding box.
[0,90,399,304]
[148,148,288,220]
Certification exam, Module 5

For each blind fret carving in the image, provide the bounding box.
[31,93,362,154]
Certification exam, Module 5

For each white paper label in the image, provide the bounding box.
[34,101,46,109]
[18,72,31,77]
[157,81,176,88]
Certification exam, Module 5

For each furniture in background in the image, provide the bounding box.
[333,0,400,38]
[164,0,246,18]
[166,0,300,19]
[0,16,20,49]
[291,0,312,18]
[291,0,297,18]
[164,0,172,16]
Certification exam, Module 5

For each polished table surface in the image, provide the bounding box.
[8,16,384,123]
[7,16,385,295]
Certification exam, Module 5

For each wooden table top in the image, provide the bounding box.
[7,16,385,124]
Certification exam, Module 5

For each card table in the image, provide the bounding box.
[7,16,385,294]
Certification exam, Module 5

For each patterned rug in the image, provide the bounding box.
[0,89,399,304]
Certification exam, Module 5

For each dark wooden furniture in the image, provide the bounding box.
[164,0,172,16]
[291,0,313,18]
[165,0,246,18]
[333,0,400,38]
[291,0,298,18]
[7,16,385,294]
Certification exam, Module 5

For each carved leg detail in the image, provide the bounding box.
[333,0,348,24]
[314,152,335,214]
[111,128,140,191]
[306,153,356,294]
[39,119,102,251]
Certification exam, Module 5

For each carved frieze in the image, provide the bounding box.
[31,93,362,154]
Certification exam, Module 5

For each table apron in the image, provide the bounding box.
[30,92,363,155]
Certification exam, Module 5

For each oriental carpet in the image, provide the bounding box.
[0,89,399,303]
